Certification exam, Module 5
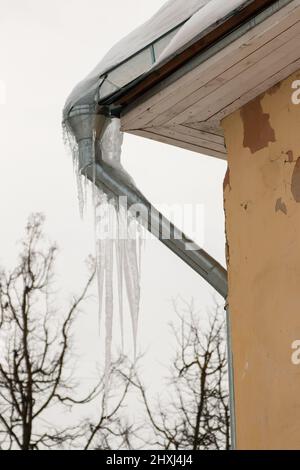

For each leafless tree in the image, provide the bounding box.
[126,300,230,450]
[82,355,139,451]
[0,213,134,450]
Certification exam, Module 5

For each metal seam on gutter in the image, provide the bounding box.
[99,0,292,112]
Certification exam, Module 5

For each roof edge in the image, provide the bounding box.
[98,0,282,112]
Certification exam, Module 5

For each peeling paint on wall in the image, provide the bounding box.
[286,150,294,163]
[223,167,231,192]
[221,70,300,450]
[291,157,300,202]
[275,198,287,215]
[225,241,230,266]
[240,95,276,154]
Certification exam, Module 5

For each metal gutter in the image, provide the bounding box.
[99,0,291,114]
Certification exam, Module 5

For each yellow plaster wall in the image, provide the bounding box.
[222,71,300,449]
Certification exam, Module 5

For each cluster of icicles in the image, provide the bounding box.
[64,118,142,387]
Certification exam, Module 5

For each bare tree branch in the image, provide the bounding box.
[0,213,134,450]
[126,301,231,450]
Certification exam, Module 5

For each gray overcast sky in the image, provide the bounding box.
[0,0,227,388]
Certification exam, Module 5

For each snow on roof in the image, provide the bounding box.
[63,0,248,118]
[155,0,249,66]
[97,0,210,76]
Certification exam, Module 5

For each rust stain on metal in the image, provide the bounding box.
[291,157,300,202]
[240,96,276,154]
[275,198,287,215]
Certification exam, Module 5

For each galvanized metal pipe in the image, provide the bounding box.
[66,107,234,448]
[82,158,228,299]
[226,305,237,450]
[84,156,236,448]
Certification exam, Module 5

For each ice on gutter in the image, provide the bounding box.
[94,119,142,381]
[64,110,143,387]
[63,0,253,117]
[63,104,227,385]
[63,0,211,116]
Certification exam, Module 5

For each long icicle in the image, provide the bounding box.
[104,204,114,396]
[115,214,125,351]
[123,215,140,358]
[65,117,142,385]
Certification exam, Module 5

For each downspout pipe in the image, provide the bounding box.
[88,159,227,298]
[65,104,234,447]
[66,106,228,299]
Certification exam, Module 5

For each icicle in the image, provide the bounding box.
[137,221,144,278]
[92,131,104,334]
[64,116,143,385]
[95,237,106,335]
[76,172,85,219]
[104,209,114,393]
[115,227,124,350]
[99,119,142,361]
[123,214,140,358]
[62,122,86,218]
